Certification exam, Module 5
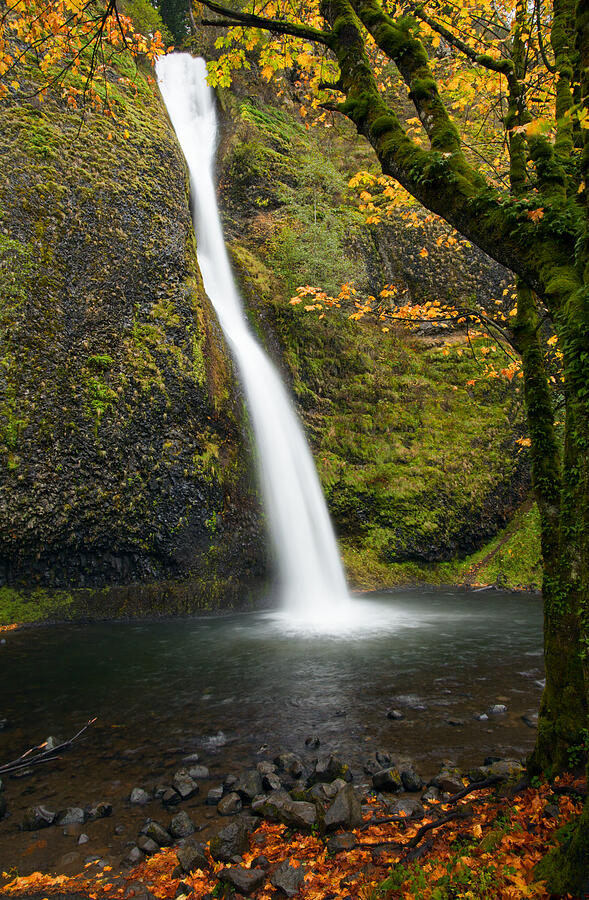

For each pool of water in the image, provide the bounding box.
[0,588,543,874]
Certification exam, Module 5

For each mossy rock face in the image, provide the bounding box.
[0,61,266,613]
[216,94,533,589]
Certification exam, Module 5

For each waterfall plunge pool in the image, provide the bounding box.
[0,588,542,875]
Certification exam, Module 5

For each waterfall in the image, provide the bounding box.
[156,53,349,615]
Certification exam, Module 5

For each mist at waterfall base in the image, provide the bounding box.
[157,53,356,631]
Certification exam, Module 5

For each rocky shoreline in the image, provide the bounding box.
[1,736,527,896]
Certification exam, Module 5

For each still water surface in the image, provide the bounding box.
[0,589,544,873]
[2,589,543,772]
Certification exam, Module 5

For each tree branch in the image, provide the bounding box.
[199,0,334,46]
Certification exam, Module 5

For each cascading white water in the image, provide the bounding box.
[157,53,349,616]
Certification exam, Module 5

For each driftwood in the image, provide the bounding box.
[0,717,97,775]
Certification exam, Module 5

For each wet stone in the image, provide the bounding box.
[141,820,173,847]
[209,821,252,863]
[386,709,404,720]
[262,772,282,792]
[235,769,263,801]
[274,752,304,779]
[183,753,200,764]
[162,788,181,807]
[126,847,144,866]
[130,788,151,805]
[57,807,87,826]
[252,790,316,830]
[324,784,363,831]
[206,786,224,805]
[270,858,306,897]
[401,768,423,792]
[78,834,89,845]
[22,805,57,830]
[176,840,208,873]
[488,704,507,715]
[308,754,351,786]
[170,810,195,838]
[217,792,243,816]
[188,765,209,780]
[372,768,403,792]
[218,866,266,896]
[137,836,159,855]
[256,762,276,777]
[305,735,320,749]
[173,770,199,800]
[87,802,112,820]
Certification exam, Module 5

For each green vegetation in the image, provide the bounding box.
[0,587,74,625]
[222,95,534,590]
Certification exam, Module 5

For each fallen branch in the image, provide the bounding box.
[403,805,474,852]
[0,717,97,775]
[549,782,587,800]
[360,774,503,831]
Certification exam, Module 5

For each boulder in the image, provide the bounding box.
[256,762,276,777]
[22,805,57,830]
[130,788,151,805]
[401,767,423,792]
[141,820,173,847]
[432,768,464,794]
[162,789,182,807]
[270,858,306,896]
[137,836,159,855]
[170,811,195,839]
[252,790,316,830]
[274,752,304,779]
[218,866,266,895]
[469,759,524,783]
[209,821,252,863]
[173,770,199,800]
[262,772,282,792]
[235,769,263,801]
[324,784,363,832]
[217,792,243,816]
[308,754,351,786]
[177,840,208,873]
[372,768,403,792]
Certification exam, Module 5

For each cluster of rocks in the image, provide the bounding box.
[21,801,112,832]
[125,748,525,897]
